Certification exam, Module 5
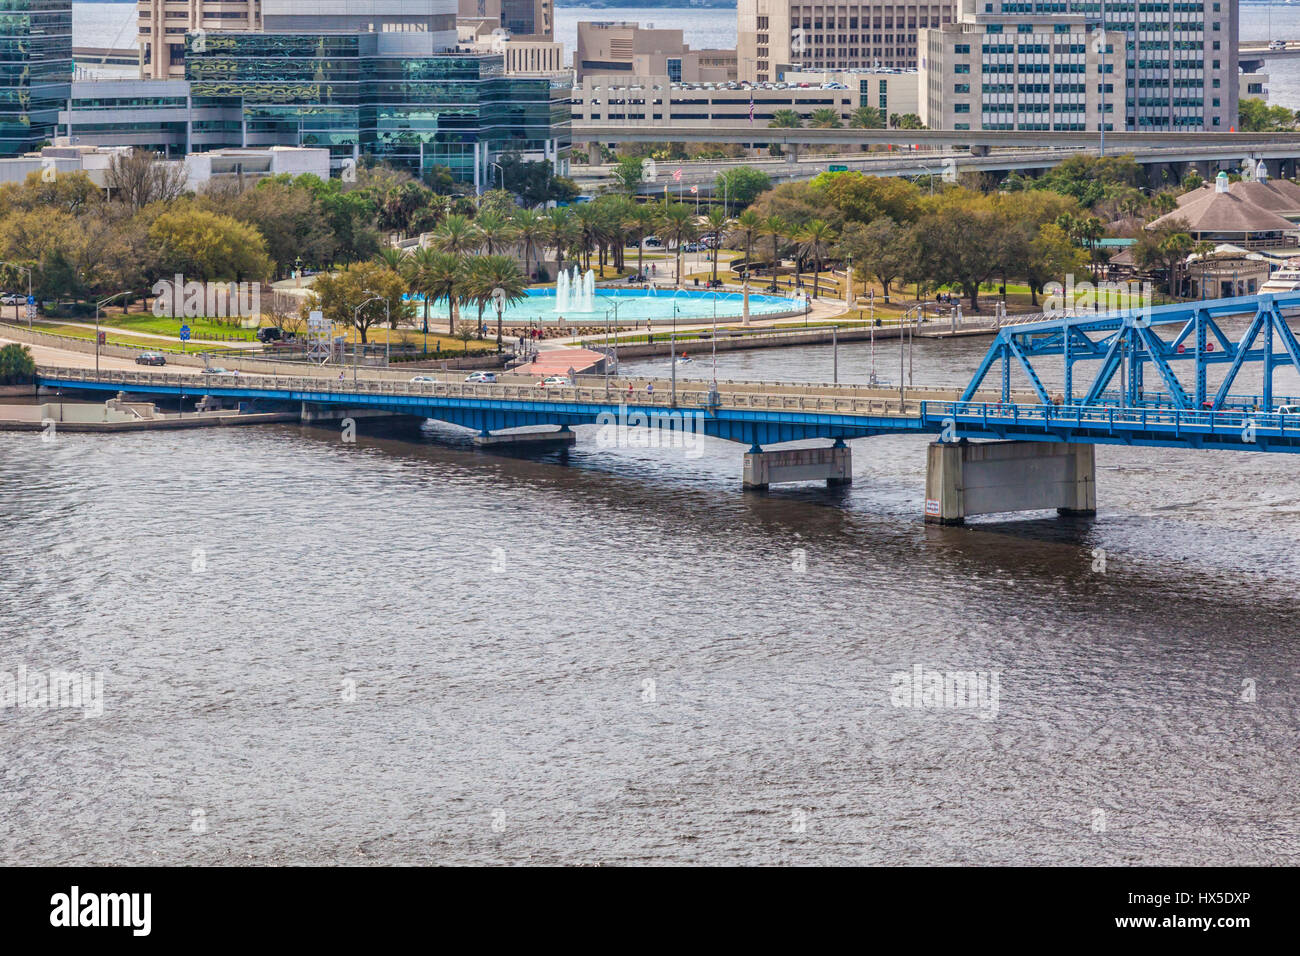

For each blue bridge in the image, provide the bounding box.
[34,291,1300,523]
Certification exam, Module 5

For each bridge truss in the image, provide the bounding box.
[960,291,1300,412]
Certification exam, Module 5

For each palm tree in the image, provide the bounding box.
[704,207,732,286]
[729,209,761,280]
[809,108,843,129]
[849,106,885,129]
[512,208,547,281]
[629,203,660,280]
[427,251,465,333]
[796,219,838,298]
[374,246,407,272]
[475,210,517,255]
[573,203,601,271]
[888,113,901,129]
[476,254,528,350]
[769,109,802,129]
[430,213,481,256]
[403,245,441,337]
[658,203,697,287]
[544,207,580,278]
[758,214,788,291]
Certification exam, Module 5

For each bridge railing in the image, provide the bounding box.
[924,400,1300,433]
[37,366,927,418]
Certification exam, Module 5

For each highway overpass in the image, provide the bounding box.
[572,143,1300,196]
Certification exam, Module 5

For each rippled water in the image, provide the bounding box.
[2,330,1296,865]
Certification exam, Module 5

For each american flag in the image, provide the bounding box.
[690,185,698,194]
[672,168,682,182]
[749,95,754,125]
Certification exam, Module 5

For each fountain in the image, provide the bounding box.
[555,267,596,313]
[555,268,570,313]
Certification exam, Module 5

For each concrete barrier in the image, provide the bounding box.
[744,442,852,489]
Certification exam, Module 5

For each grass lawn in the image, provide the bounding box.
[28,322,213,353]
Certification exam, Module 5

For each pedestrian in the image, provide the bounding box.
[646,382,654,395]
[627,382,634,396]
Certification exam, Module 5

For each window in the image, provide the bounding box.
[954,63,970,73]
[954,83,969,93]
[954,103,970,113]
[954,43,969,54]
[667,58,681,82]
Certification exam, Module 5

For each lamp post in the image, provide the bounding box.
[353,294,383,381]
[0,261,33,326]
[95,290,131,374]
[294,256,303,289]
[490,162,504,191]
[361,289,391,366]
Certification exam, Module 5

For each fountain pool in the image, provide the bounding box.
[406,285,805,325]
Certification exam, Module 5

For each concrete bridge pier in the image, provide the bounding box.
[473,425,577,448]
[924,439,1096,525]
[743,439,852,490]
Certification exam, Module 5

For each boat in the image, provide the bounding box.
[1260,261,1300,293]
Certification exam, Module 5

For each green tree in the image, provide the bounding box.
[809,108,843,129]
[849,106,885,129]
[704,207,733,285]
[426,252,466,333]
[810,171,921,224]
[148,205,273,282]
[729,208,761,281]
[512,207,548,281]
[714,167,772,211]
[768,109,803,128]
[0,343,35,384]
[474,210,517,255]
[758,214,788,291]
[658,203,697,285]
[913,189,1011,312]
[611,156,646,196]
[795,219,837,297]
[306,261,411,344]
[430,213,481,256]
[1237,97,1297,132]
[839,217,906,302]
[472,254,528,350]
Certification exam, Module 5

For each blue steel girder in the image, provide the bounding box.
[1005,337,1052,404]
[1210,306,1268,410]
[970,291,1300,411]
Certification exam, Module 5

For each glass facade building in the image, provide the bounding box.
[185,32,570,183]
[0,0,71,156]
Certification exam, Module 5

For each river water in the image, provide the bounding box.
[2,332,1297,865]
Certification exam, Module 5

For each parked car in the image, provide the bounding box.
[256,326,285,343]
[540,375,572,387]
[1270,39,1287,50]
[202,367,236,376]
[465,371,497,383]
[0,293,21,305]
[627,273,647,283]
[135,352,167,367]
[643,236,663,247]
[409,375,436,384]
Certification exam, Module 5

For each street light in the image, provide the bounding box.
[0,260,33,327]
[490,162,504,191]
[95,291,132,374]
[361,289,391,367]
[352,294,383,381]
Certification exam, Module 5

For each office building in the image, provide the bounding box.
[457,0,552,40]
[918,7,1124,131]
[574,21,736,82]
[736,1,957,83]
[1,0,72,156]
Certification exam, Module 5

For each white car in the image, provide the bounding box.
[540,376,572,387]
[202,367,237,376]
[409,375,436,383]
[0,293,21,305]
[1277,405,1300,415]
[465,371,497,383]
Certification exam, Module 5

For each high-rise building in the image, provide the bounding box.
[736,1,957,83]
[919,9,1124,131]
[457,0,552,40]
[138,0,261,80]
[918,0,1236,131]
[0,0,72,156]
[574,22,736,81]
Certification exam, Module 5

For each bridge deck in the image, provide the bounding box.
[34,364,1300,453]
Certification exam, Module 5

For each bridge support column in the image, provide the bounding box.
[743,442,852,489]
[473,427,577,448]
[924,440,1095,525]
